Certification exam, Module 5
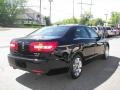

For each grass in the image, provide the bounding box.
[22,24,44,28]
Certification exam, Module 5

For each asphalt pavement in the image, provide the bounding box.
[0,28,120,90]
[0,28,36,47]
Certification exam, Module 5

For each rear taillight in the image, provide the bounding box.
[29,42,58,53]
[10,40,18,51]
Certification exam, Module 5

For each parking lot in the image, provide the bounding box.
[0,28,120,90]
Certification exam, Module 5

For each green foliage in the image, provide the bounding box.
[0,0,26,26]
[55,18,79,25]
[45,16,51,26]
[79,12,93,25]
[23,24,41,28]
[54,11,106,26]
[89,18,105,26]
[109,12,120,27]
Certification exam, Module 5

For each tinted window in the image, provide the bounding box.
[102,27,105,30]
[87,27,98,38]
[74,27,89,38]
[98,27,103,30]
[29,26,70,37]
[98,27,101,30]
[91,27,97,30]
[106,27,111,30]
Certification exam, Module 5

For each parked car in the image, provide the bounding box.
[117,28,120,35]
[102,27,109,38]
[112,27,119,36]
[8,25,109,79]
[105,27,115,37]
[90,26,104,37]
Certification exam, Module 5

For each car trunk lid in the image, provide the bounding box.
[10,36,60,58]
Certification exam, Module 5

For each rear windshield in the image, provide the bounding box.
[106,27,111,30]
[98,27,103,30]
[29,26,70,37]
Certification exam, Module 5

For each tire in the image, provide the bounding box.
[70,55,83,79]
[102,46,109,60]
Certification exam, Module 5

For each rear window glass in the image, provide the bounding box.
[29,26,70,37]
[106,27,111,30]
[98,27,101,30]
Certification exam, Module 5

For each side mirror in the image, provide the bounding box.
[96,35,102,41]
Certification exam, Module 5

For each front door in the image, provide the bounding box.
[86,27,104,55]
[73,26,95,58]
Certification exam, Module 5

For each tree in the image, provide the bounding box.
[55,18,79,25]
[0,0,26,26]
[89,18,105,26]
[109,12,120,27]
[45,16,51,26]
[79,12,93,25]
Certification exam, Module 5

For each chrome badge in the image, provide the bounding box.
[22,42,25,50]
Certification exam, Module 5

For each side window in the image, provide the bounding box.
[74,27,89,38]
[87,27,98,38]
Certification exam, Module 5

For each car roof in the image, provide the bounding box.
[54,24,87,27]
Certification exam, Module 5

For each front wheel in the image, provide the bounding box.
[102,46,109,60]
[70,55,83,79]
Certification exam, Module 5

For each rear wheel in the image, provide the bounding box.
[70,55,83,79]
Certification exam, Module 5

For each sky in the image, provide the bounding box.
[27,0,120,23]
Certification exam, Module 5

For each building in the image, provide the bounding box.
[16,8,46,26]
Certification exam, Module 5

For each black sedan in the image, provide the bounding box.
[8,25,109,79]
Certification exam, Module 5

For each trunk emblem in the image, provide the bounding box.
[22,42,25,50]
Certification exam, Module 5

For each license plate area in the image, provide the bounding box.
[15,60,27,68]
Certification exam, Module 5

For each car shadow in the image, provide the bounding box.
[16,56,120,90]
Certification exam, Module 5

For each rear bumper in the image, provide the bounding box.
[8,54,69,74]
[107,31,115,36]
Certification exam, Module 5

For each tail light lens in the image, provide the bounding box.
[10,40,18,51]
[29,41,58,53]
